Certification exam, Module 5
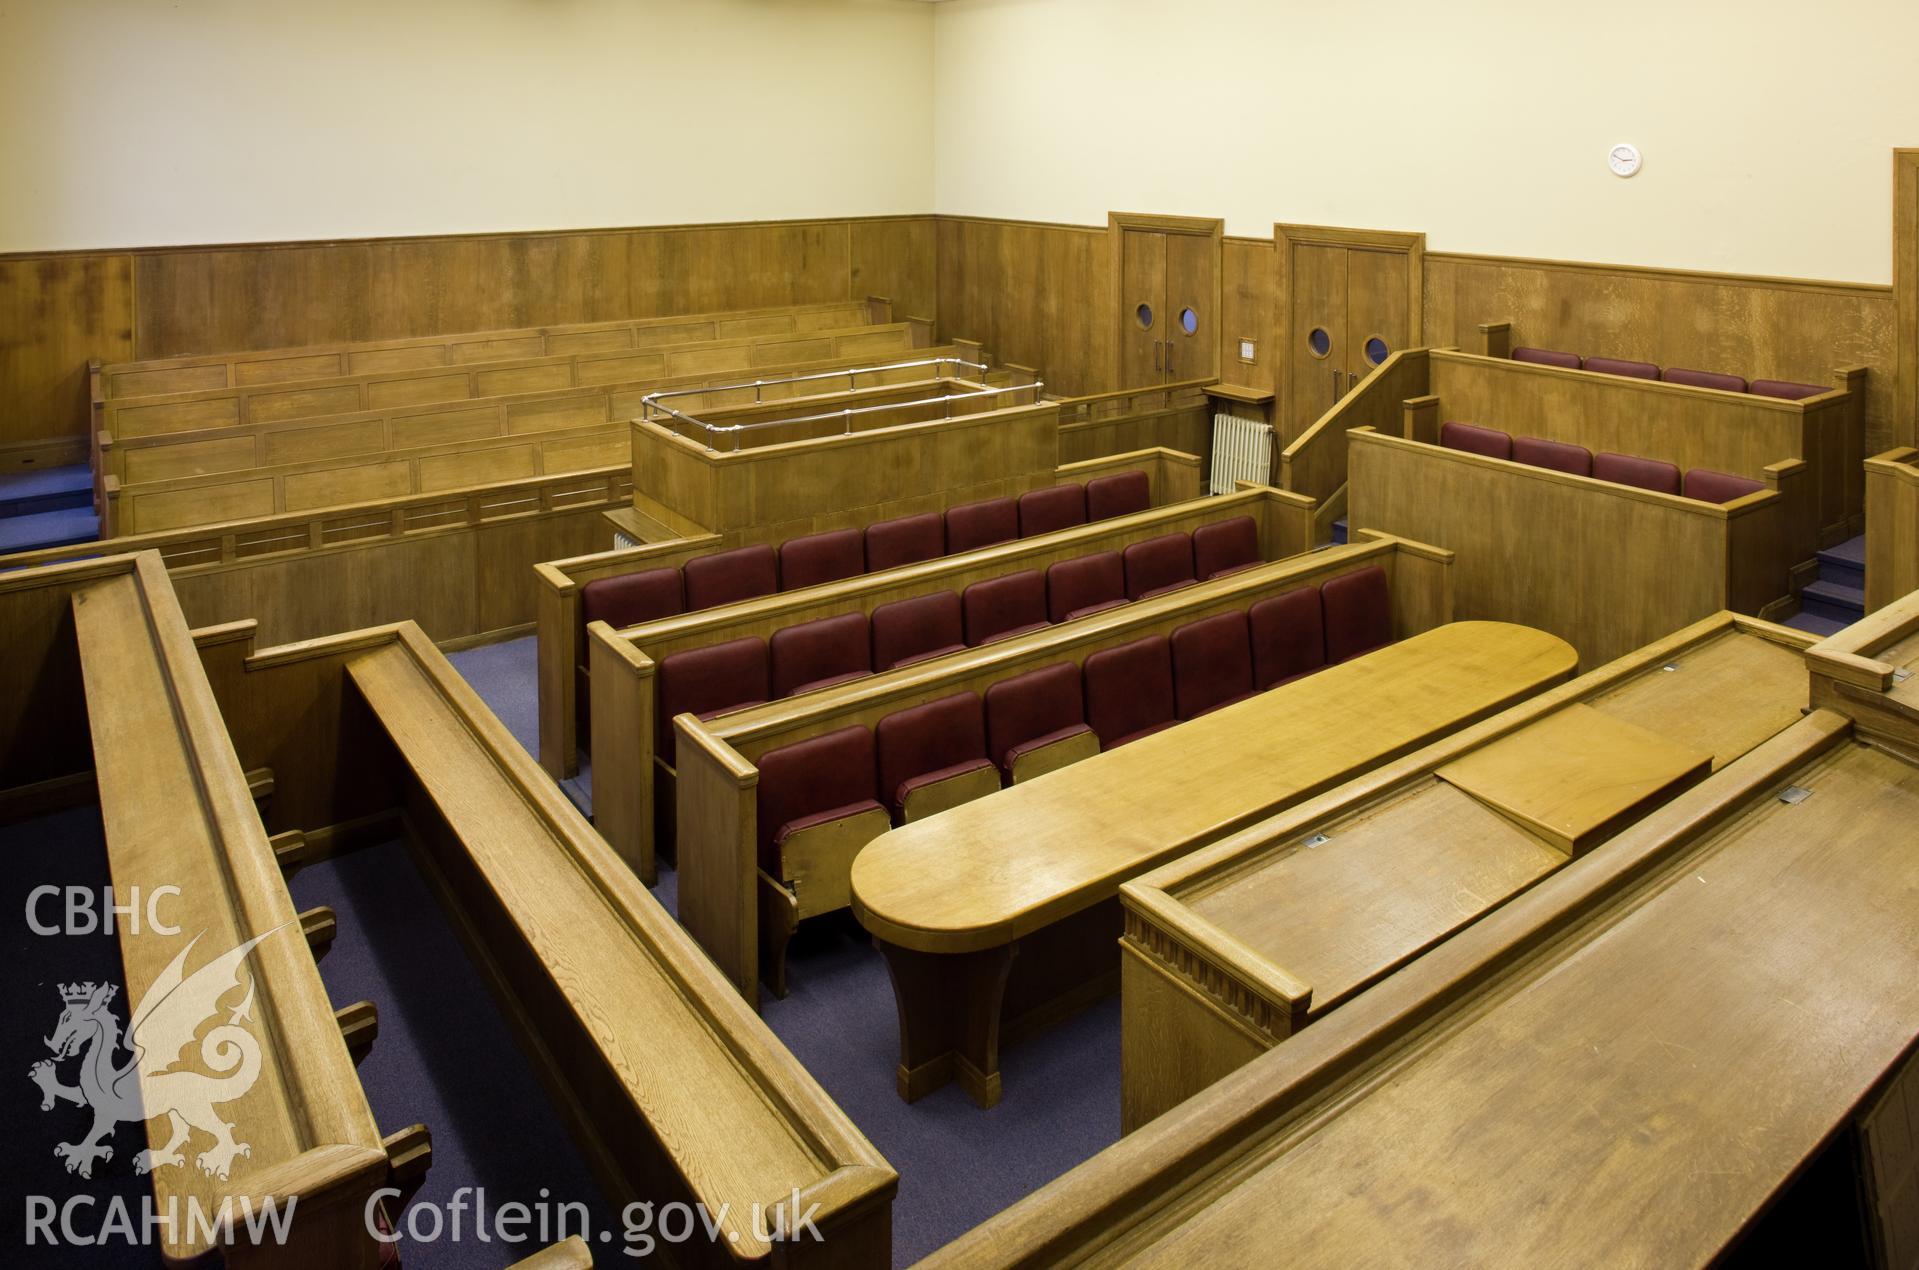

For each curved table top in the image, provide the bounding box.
[851,620,1577,954]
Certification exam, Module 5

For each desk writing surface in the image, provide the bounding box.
[1122,741,1919,1268]
[1184,779,1563,1017]
[851,621,1576,954]
[1435,704,1711,854]
[1577,628,1806,770]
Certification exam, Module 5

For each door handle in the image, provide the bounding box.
[1155,341,1163,373]
[1347,370,1359,390]
[1166,343,1174,376]
[1331,367,1344,404]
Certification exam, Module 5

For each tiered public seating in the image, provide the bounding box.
[667,534,1467,1007]
[582,479,1303,878]
[100,323,939,534]
[2,551,429,1267]
[541,450,1204,779]
[1350,415,1800,667]
[1280,347,1863,555]
[90,298,886,502]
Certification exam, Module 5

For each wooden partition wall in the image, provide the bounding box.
[191,616,898,1266]
[1866,448,1919,611]
[1285,348,1855,556]
[6,467,634,650]
[2,554,414,1266]
[1808,580,1919,753]
[537,446,1207,780]
[629,394,1059,541]
[1349,428,1799,667]
[1054,379,1214,467]
[1432,349,1862,542]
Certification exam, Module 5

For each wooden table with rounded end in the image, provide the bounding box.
[850,620,1579,1108]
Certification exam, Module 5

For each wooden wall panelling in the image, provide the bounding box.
[1424,251,1899,457]
[850,216,940,323]
[0,556,113,802]
[97,299,878,398]
[0,254,135,457]
[936,217,1114,397]
[1220,236,1276,394]
[1895,149,1919,451]
[2,217,940,450]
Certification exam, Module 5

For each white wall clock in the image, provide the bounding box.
[1608,143,1642,178]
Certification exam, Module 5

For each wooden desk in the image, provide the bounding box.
[925,703,1919,1268]
[1120,625,1784,1126]
[1434,704,1711,854]
[849,620,1577,1108]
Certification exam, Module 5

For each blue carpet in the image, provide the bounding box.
[289,841,622,1266]
[1,804,164,1267]
[0,506,99,553]
[447,636,592,814]
[445,632,1122,1264]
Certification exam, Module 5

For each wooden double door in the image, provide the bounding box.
[1276,224,1424,436]
[1114,214,1222,389]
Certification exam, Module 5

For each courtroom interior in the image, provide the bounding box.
[5,1,1919,1266]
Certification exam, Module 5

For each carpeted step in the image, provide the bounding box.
[1799,578,1864,626]
[1814,534,1866,591]
[0,464,91,518]
[0,505,99,554]
[1331,518,1348,546]
[1781,609,1847,638]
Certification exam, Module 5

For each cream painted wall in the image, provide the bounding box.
[931,0,1916,284]
[0,0,934,252]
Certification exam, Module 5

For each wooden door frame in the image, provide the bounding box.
[1273,222,1425,414]
[1110,212,1225,387]
[1894,149,1919,450]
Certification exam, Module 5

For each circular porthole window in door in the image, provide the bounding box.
[1365,335,1391,366]
[1179,306,1199,337]
[1308,327,1331,358]
[1136,302,1154,330]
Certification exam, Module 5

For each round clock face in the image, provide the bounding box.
[1609,144,1642,177]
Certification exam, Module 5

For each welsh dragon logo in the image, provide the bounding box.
[29,926,287,1182]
